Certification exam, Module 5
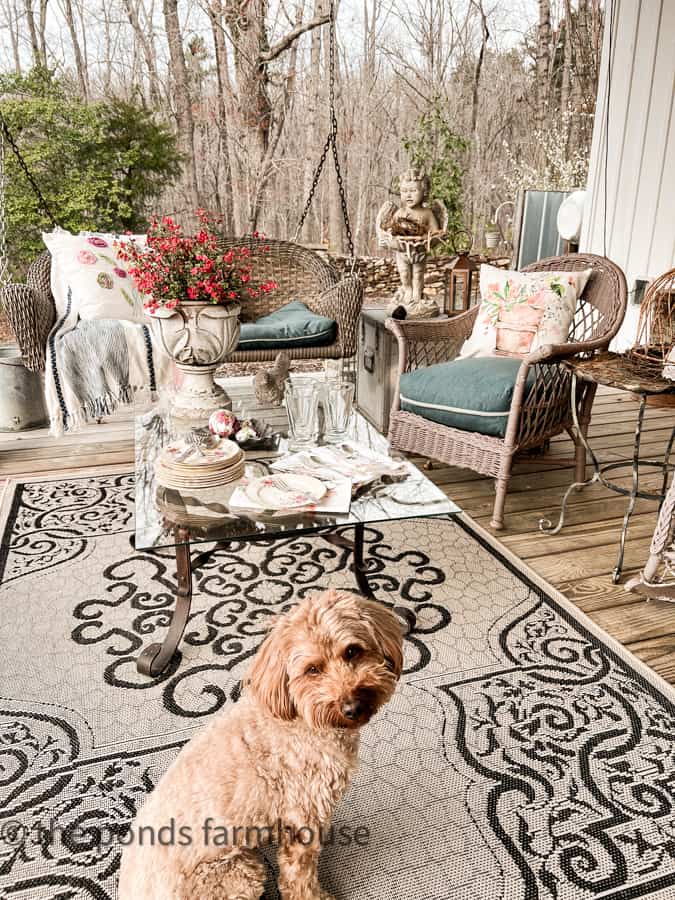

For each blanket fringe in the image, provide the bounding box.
[49,384,136,436]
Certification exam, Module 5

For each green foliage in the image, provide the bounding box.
[402,102,466,248]
[0,69,182,275]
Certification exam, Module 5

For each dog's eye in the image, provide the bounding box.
[304,665,321,677]
[343,644,363,661]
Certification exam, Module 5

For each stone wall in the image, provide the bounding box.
[330,252,511,308]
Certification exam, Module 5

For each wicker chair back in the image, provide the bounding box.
[217,237,338,321]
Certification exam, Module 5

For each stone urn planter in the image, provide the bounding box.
[148,301,241,420]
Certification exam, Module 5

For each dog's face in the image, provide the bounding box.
[246,590,404,730]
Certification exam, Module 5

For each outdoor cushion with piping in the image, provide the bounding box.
[399,356,536,438]
[237,300,337,351]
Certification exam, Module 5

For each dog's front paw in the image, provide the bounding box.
[318,891,336,900]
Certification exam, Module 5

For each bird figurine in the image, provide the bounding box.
[254,351,291,407]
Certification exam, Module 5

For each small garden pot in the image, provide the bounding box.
[485,230,500,250]
[147,301,241,420]
[495,324,538,355]
[0,345,48,431]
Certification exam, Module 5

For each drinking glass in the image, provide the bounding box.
[321,380,355,443]
[285,381,320,450]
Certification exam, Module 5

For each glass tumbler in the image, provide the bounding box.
[321,380,355,443]
[285,380,320,450]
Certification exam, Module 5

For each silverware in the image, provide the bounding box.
[276,467,338,488]
[174,446,197,463]
[338,443,357,459]
[274,476,323,501]
[306,451,326,466]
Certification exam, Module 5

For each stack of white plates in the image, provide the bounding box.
[155,438,245,490]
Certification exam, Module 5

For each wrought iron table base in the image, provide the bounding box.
[135,522,415,677]
[540,376,675,584]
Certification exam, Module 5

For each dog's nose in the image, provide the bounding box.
[342,699,365,721]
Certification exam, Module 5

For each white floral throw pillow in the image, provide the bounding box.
[460,264,592,358]
[42,230,147,323]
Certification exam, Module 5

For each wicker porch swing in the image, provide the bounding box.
[225,0,362,365]
[0,109,60,371]
[0,0,362,372]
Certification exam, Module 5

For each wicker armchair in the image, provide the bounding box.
[386,253,628,529]
[1,237,363,372]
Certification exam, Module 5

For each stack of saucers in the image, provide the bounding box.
[155,437,245,490]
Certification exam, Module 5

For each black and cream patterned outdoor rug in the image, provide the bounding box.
[2,472,675,900]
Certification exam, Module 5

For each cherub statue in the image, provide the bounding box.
[376,170,448,319]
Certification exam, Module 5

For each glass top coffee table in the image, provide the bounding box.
[134,387,460,677]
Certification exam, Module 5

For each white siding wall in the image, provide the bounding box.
[581,0,675,347]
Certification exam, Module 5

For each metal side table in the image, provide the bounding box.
[540,352,675,583]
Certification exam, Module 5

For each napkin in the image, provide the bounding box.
[270,442,407,486]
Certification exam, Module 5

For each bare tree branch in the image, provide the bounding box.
[259,12,329,63]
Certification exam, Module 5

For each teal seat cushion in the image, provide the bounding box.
[237,300,336,351]
[399,357,535,438]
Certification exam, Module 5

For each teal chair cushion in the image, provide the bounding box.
[399,357,535,438]
[238,301,337,351]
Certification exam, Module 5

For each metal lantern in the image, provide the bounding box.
[443,229,479,315]
[445,252,479,314]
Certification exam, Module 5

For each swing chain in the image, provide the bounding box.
[294,0,355,266]
[0,128,8,288]
[0,108,60,230]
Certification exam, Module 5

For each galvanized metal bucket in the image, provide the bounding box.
[0,344,48,431]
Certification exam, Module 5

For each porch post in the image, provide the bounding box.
[580,0,675,348]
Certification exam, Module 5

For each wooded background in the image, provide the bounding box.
[0,0,604,262]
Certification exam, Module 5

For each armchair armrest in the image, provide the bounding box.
[385,307,480,423]
[504,335,609,451]
[504,334,614,449]
[310,275,363,356]
[1,282,56,372]
[386,307,479,374]
[524,334,613,366]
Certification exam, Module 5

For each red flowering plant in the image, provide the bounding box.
[114,210,278,314]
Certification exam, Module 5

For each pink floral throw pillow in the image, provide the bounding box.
[42,230,147,323]
[460,264,592,358]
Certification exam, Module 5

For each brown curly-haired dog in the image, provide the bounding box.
[117,589,403,900]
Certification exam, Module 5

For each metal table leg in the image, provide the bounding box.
[135,517,422,677]
[323,524,416,633]
[613,395,646,583]
[541,382,674,584]
[137,530,193,676]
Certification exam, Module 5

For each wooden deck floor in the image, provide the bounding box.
[1,384,674,685]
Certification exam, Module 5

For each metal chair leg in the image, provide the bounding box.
[540,374,600,534]
[613,396,647,583]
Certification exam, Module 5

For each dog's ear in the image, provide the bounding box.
[362,599,404,678]
[245,621,295,720]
